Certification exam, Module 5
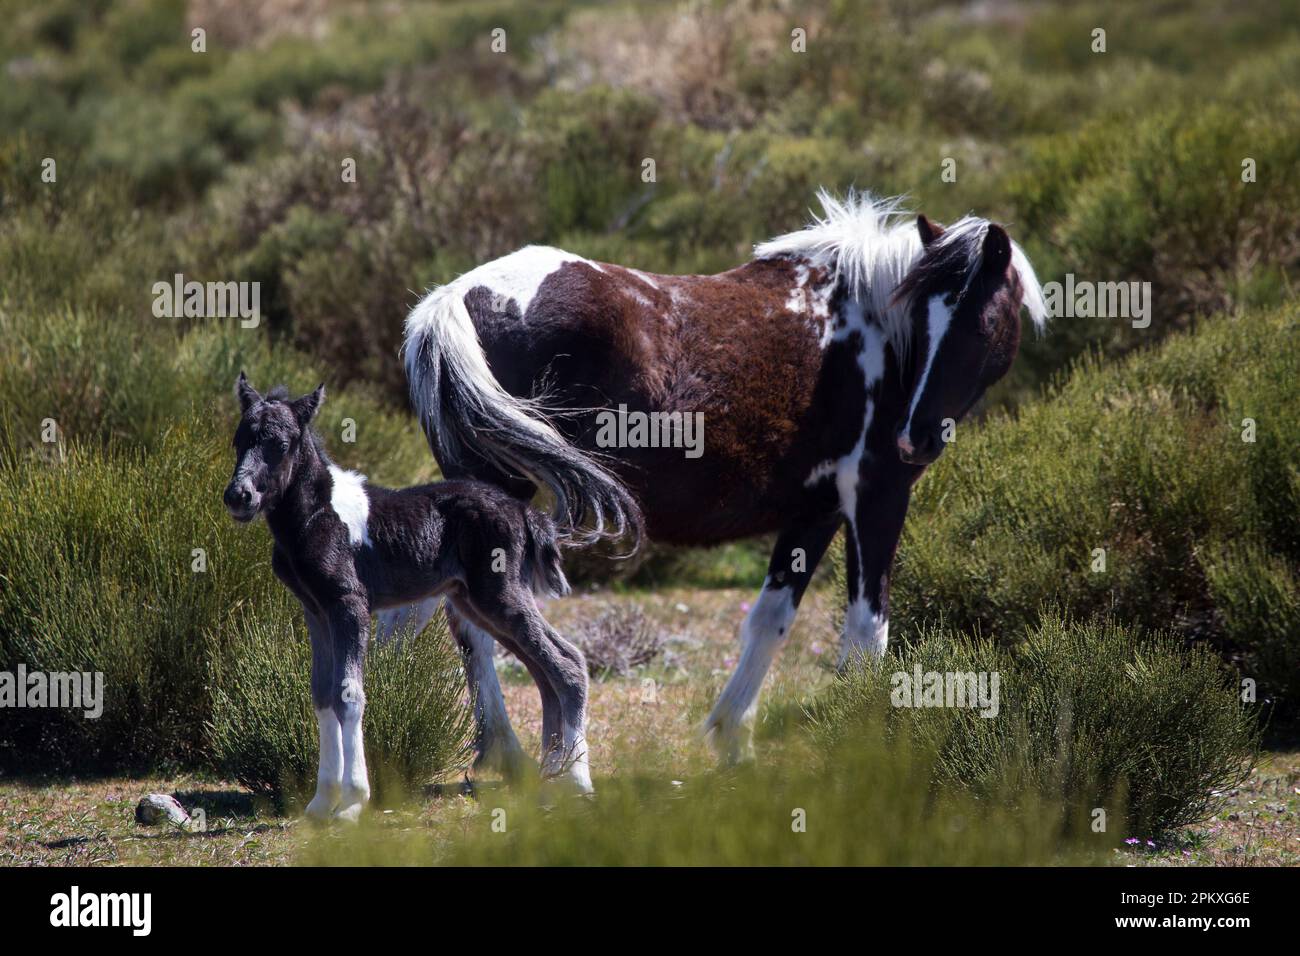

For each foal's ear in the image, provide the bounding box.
[291,384,325,427]
[235,371,261,413]
[917,215,945,247]
[981,224,1012,276]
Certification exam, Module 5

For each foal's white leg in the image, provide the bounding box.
[304,611,343,821]
[704,579,797,764]
[334,673,370,823]
[305,708,344,820]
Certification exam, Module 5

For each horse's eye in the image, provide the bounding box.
[280,440,290,453]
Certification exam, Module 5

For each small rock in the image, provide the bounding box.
[135,793,191,828]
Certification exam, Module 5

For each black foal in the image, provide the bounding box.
[223,373,591,821]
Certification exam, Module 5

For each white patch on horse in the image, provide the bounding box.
[840,588,890,664]
[704,580,798,762]
[327,465,371,547]
[628,268,660,291]
[804,318,886,505]
[901,295,953,437]
[458,245,603,317]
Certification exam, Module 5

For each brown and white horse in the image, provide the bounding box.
[399,190,1047,770]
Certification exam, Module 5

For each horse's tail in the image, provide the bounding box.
[403,285,643,551]
[522,507,572,599]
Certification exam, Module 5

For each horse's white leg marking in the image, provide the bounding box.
[305,708,344,820]
[334,676,370,822]
[704,580,797,763]
[839,575,890,666]
[374,596,441,646]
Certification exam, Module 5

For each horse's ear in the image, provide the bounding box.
[917,215,945,247]
[236,371,261,413]
[291,384,325,427]
[982,224,1012,276]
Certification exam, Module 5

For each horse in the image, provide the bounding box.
[401,189,1047,768]
[222,373,591,821]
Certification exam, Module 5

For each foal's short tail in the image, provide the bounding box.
[403,286,643,552]
[523,508,572,599]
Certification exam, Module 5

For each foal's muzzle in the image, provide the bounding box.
[223,482,260,521]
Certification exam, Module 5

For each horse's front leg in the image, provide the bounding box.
[303,607,343,821]
[839,483,910,666]
[327,594,372,822]
[705,516,841,764]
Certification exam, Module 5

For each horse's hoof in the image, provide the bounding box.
[304,788,341,822]
[332,803,365,824]
[702,717,756,766]
[475,739,533,783]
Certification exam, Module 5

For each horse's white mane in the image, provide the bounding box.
[754,189,1047,354]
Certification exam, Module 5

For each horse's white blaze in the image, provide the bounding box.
[327,465,371,547]
[306,708,343,819]
[840,587,890,665]
[705,580,798,761]
[901,295,953,438]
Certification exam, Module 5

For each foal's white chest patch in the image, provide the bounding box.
[328,465,371,547]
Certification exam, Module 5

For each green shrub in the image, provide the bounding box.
[206,612,472,805]
[0,421,280,770]
[811,612,1260,837]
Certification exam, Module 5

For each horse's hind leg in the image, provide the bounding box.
[462,583,592,793]
[445,602,531,781]
[704,516,841,764]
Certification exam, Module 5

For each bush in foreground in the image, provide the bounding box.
[811,612,1260,837]
[297,726,1105,866]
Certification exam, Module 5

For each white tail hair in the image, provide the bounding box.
[403,284,642,550]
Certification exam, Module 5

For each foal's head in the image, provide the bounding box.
[890,215,1042,466]
[223,372,324,521]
